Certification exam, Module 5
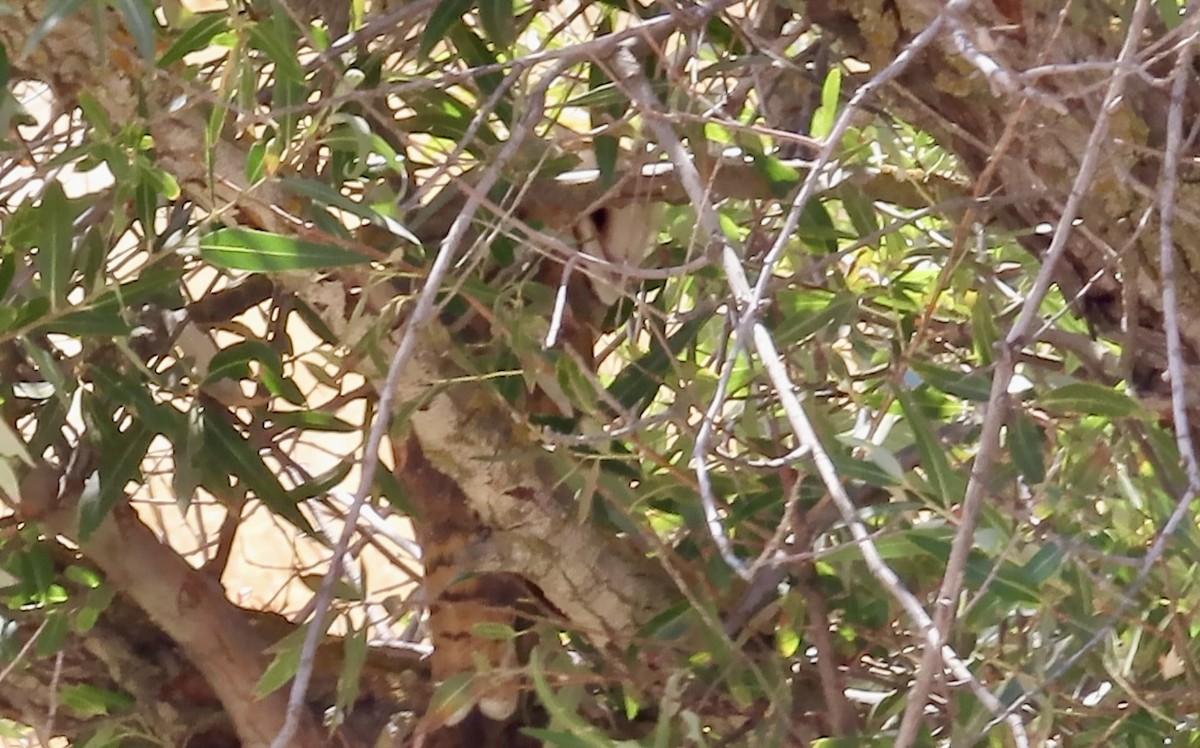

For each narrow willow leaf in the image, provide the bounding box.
[910,361,993,402]
[111,0,156,61]
[809,67,841,139]
[79,423,153,540]
[158,12,227,68]
[36,181,74,306]
[608,317,705,414]
[895,387,961,506]
[419,0,476,60]
[479,0,516,47]
[202,406,315,535]
[1040,382,1142,417]
[255,645,301,697]
[1007,410,1046,484]
[200,227,371,271]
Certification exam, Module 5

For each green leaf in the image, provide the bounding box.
[75,583,116,632]
[594,134,618,188]
[246,137,267,182]
[12,545,55,598]
[300,573,363,601]
[34,609,70,658]
[1006,410,1045,484]
[158,12,227,68]
[207,339,282,382]
[971,295,999,366]
[173,404,204,512]
[40,308,131,337]
[839,185,879,237]
[21,0,88,60]
[200,227,371,271]
[774,290,857,345]
[59,684,134,717]
[564,81,648,110]
[287,461,352,503]
[35,181,76,305]
[419,0,476,60]
[1155,0,1185,28]
[809,66,841,139]
[428,672,476,724]
[608,317,705,414]
[274,75,306,144]
[111,0,156,61]
[248,14,302,80]
[0,39,9,88]
[1040,382,1142,418]
[88,366,184,439]
[527,650,612,748]
[910,361,993,402]
[79,423,153,540]
[908,533,1046,611]
[895,388,961,506]
[255,644,301,697]
[0,245,15,300]
[14,297,51,333]
[270,410,357,433]
[405,89,499,149]
[447,24,504,104]
[479,0,516,47]
[77,724,124,748]
[750,151,800,199]
[830,452,902,488]
[202,405,315,535]
[1023,541,1064,586]
[280,177,419,246]
[822,525,955,564]
[796,199,840,254]
[77,266,184,319]
[717,211,742,242]
[0,418,35,466]
[336,625,369,713]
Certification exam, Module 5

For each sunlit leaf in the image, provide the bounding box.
[255,644,301,697]
[59,684,134,718]
[200,227,371,271]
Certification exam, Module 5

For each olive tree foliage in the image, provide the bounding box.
[0,0,1197,746]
